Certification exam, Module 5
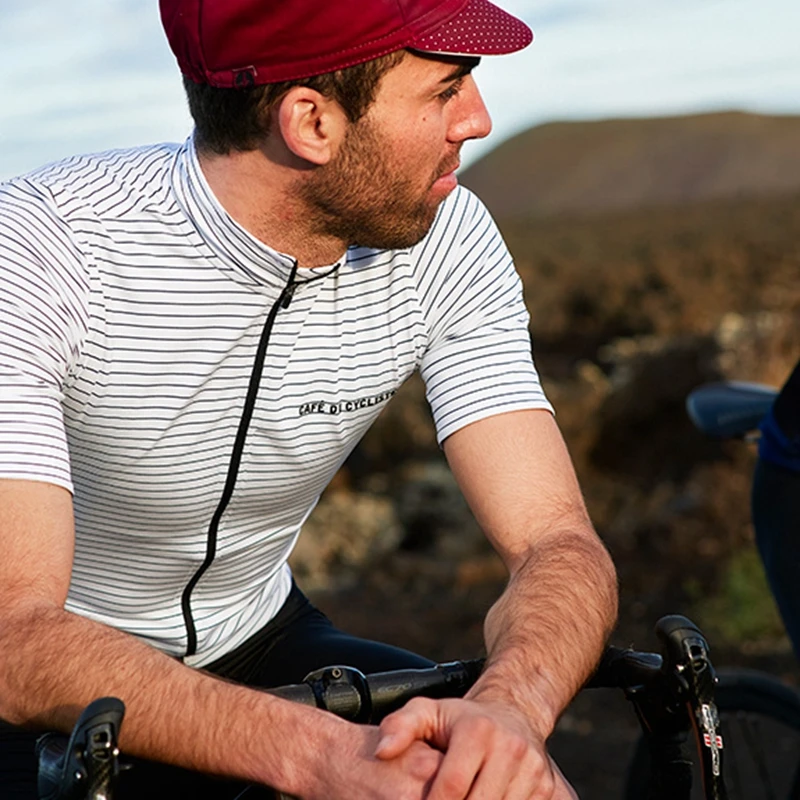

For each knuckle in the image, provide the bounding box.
[470,714,495,739]
[507,733,529,760]
[379,713,402,733]
[530,763,551,788]
[438,770,470,798]
[406,695,435,713]
[516,752,552,798]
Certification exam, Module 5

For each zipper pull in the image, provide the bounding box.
[281,281,297,309]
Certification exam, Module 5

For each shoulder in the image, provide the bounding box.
[407,184,507,277]
[407,184,515,297]
[17,142,182,189]
[419,184,498,249]
[0,142,183,225]
[343,186,513,321]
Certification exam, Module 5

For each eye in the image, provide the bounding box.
[438,78,465,102]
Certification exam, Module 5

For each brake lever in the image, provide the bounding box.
[656,615,728,800]
[36,697,125,800]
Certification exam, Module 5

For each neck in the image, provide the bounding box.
[197,148,347,268]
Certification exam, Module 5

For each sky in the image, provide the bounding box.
[0,0,798,180]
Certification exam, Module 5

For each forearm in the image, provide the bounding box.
[375,525,611,798]
[468,525,618,737]
[0,602,342,793]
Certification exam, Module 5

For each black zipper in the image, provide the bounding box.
[181,264,298,659]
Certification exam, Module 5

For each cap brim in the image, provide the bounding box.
[411,0,533,56]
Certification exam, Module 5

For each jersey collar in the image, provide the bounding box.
[171,136,344,291]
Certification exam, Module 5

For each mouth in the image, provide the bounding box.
[430,159,461,193]
[438,158,461,180]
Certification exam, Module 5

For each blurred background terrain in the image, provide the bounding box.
[293,110,800,795]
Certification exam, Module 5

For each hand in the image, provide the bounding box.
[374,697,578,799]
[298,721,445,800]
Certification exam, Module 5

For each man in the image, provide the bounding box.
[0,0,617,797]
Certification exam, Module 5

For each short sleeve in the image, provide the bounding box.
[415,188,552,443]
[0,179,90,490]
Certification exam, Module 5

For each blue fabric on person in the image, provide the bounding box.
[758,406,800,473]
[753,361,800,658]
[752,459,800,660]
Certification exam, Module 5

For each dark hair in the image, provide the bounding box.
[183,50,406,155]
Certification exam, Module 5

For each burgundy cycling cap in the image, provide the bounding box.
[160,0,533,88]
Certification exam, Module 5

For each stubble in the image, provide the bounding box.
[298,118,449,250]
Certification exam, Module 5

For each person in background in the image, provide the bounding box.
[753,358,800,657]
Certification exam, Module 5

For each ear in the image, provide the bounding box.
[276,87,347,166]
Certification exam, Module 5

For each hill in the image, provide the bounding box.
[460,111,800,219]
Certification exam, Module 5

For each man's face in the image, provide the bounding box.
[299,52,492,250]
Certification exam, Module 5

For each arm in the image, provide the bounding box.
[450,409,617,727]
[0,479,443,798]
[377,409,618,798]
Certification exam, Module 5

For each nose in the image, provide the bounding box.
[449,75,492,143]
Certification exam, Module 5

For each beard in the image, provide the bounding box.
[297,118,455,250]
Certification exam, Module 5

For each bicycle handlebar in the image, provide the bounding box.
[37,615,726,800]
[267,658,486,723]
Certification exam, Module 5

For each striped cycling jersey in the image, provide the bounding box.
[0,138,552,666]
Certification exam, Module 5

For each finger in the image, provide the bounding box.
[466,732,544,800]
[461,750,515,800]
[376,697,440,760]
[400,740,447,784]
[347,739,445,799]
[426,717,489,799]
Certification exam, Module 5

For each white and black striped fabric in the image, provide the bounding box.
[0,138,552,666]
